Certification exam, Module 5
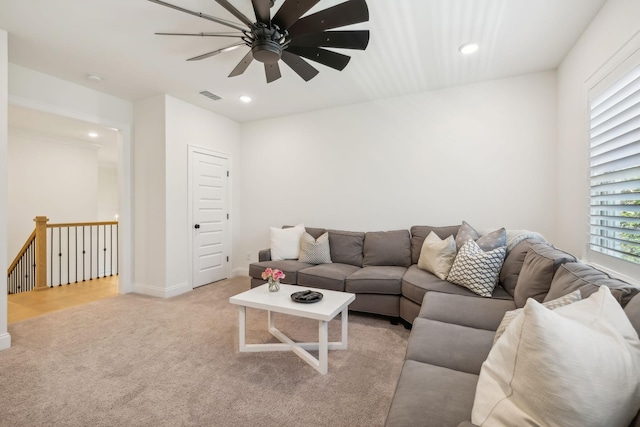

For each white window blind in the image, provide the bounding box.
[589,63,640,266]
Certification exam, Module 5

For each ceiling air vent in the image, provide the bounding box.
[199,90,222,101]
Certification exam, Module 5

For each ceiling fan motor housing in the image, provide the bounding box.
[250,24,287,63]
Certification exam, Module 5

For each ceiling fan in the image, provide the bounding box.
[148,0,370,83]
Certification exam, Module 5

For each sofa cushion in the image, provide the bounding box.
[402,265,513,306]
[297,263,361,292]
[345,266,406,295]
[328,230,364,267]
[493,290,582,344]
[363,230,411,268]
[455,221,506,251]
[385,360,477,427]
[298,232,332,264]
[626,294,640,336]
[498,239,537,297]
[406,318,495,375]
[545,262,640,308]
[418,292,516,332]
[447,240,506,298]
[417,232,457,280]
[248,260,313,284]
[472,287,640,427]
[513,242,576,308]
[410,224,460,265]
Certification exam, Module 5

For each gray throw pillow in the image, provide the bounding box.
[328,230,365,267]
[455,221,506,251]
[298,232,332,264]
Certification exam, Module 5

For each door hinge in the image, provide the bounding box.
[227,170,229,177]
[226,256,229,262]
[227,213,229,220]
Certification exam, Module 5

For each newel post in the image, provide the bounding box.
[34,216,49,291]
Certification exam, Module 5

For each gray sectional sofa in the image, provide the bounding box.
[249,225,640,426]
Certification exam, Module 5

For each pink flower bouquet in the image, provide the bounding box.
[261,267,285,282]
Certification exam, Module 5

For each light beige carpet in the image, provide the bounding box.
[1,276,409,426]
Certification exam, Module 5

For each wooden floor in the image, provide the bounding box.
[7,276,119,324]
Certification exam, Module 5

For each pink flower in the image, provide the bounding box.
[262,268,285,282]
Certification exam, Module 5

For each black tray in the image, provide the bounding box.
[291,290,323,303]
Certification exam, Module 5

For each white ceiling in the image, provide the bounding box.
[0,0,607,125]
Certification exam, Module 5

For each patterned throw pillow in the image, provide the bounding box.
[298,232,332,264]
[447,240,506,297]
[455,221,506,251]
[493,290,582,344]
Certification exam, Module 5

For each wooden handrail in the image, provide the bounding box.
[47,221,118,228]
[7,229,36,275]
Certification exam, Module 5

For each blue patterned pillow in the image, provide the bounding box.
[447,240,506,297]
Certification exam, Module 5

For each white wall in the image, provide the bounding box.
[132,95,167,296]
[239,71,558,270]
[0,29,11,351]
[98,166,118,221]
[7,130,100,262]
[556,0,640,257]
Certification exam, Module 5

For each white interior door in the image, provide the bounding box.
[191,150,229,288]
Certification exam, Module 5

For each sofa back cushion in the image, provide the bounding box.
[545,262,640,309]
[328,230,365,267]
[499,239,537,297]
[410,225,460,265]
[513,243,576,308]
[363,230,411,267]
[626,294,640,337]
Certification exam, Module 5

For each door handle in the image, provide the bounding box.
[194,224,200,229]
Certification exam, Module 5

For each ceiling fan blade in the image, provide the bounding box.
[251,0,271,24]
[286,46,351,71]
[213,0,255,27]
[289,30,369,50]
[272,0,320,30]
[228,50,254,77]
[186,42,245,61]
[147,0,248,32]
[281,51,319,82]
[155,32,243,38]
[264,62,282,83]
[287,0,369,38]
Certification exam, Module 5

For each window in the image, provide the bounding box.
[589,63,640,268]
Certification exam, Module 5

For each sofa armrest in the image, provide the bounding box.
[419,292,516,331]
[457,422,479,427]
[258,248,271,262]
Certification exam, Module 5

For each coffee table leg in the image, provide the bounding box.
[319,320,328,375]
[238,306,247,351]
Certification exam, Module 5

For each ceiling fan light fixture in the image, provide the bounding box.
[239,95,252,103]
[458,43,479,55]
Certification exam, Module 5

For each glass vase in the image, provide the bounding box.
[268,278,280,292]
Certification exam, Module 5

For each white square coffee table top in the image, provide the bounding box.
[229,283,355,321]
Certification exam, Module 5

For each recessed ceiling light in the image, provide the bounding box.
[87,74,103,82]
[459,43,479,55]
[239,95,252,103]
[88,132,99,138]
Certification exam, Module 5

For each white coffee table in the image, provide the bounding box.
[229,283,355,374]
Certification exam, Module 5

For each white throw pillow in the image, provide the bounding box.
[447,240,506,297]
[270,224,305,261]
[472,286,640,427]
[417,232,457,280]
[493,290,582,345]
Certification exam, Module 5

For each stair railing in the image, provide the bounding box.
[7,216,119,294]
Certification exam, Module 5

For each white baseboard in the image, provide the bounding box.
[0,332,11,351]
[132,281,191,298]
[232,268,249,277]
